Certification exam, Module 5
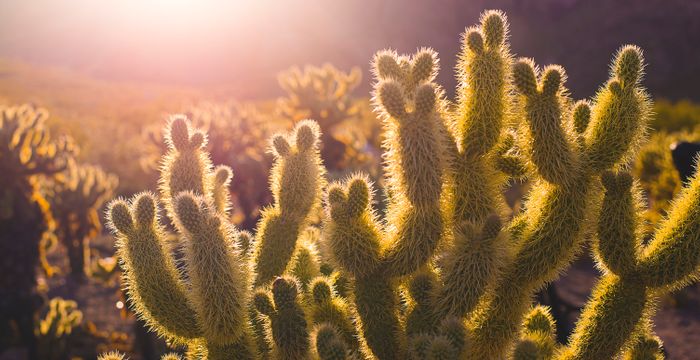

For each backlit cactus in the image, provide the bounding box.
[103,9,700,360]
[278,64,368,171]
[35,297,83,360]
[47,159,118,278]
[0,104,74,357]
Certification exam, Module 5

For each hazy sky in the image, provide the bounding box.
[0,0,481,97]
[2,1,699,100]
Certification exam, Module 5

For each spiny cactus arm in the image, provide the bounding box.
[107,193,200,342]
[438,317,468,357]
[159,116,214,224]
[354,274,404,360]
[212,165,233,215]
[638,167,700,289]
[512,306,557,360]
[558,275,648,360]
[325,177,383,277]
[572,101,592,138]
[406,270,441,336]
[436,215,505,317]
[513,59,579,186]
[260,277,311,360]
[455,10,511,157]
[622,333,664,360]
[252,120,325,286]
[470,177,590,359]
[308,277,359,351]
[314,324,350,360]
[160,354,183,360]
[174,193,249,345]
[204,337,258,360]
[595,171,640,276]
[286,235,321,291]
[373,50,446,276]
[584,46,651,173]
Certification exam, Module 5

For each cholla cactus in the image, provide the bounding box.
[104,10,700,360]
[47,159,118,278]
[0,104,74,356]
[35,297,83,360]
[108,116,324,359]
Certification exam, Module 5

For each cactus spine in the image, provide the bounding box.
[103,10,700,360]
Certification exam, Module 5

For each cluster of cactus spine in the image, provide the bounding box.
[0,104,74,357]
[104,10,700,360]
[47,159,118,278]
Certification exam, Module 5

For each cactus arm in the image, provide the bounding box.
[252,121,325,286]
[584,46,651,173]
[595,172,640,275]
[513,60,579,186]
[559,275,648,360]
[174,193,249,345]
[354,274,404,360]
[159,116,214,224]
[211,165,233,215]
[436,215,505,317]
[314,324,350,360]
[373,50,446,277]
[107,194,200,342]
[638,167,700,289]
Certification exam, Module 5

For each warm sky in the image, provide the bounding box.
[0,0,487,97]
[1,1,699,100]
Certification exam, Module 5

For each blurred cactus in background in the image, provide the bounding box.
[35,297,83,360]
[0,104,74,357]
[46,160,118,279]
[278,64,378,173]
[100,10,700,360]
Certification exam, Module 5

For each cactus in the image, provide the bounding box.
[35,297,83,360]
[0,104,74,357]
[103,9,700,360]
[46,159,118,278]
[278,64,369,171]
[142,101,274,230]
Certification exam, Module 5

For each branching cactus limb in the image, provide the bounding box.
[450,10,514,225]
[436,214,507,318]
[583,46,651,173]
[313,323,350,360]
[562,167,700,360]
[108,193,201,343]
[512,306,557,360]
[159,116,213,222]
[373,48,447,276]
[252,120,325,286]
[470,46,650,359]
[254,277,310,359]
[436,12,515,326]
[324,176,404,359]
[308,277,360,352]
[174,193,249,345]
